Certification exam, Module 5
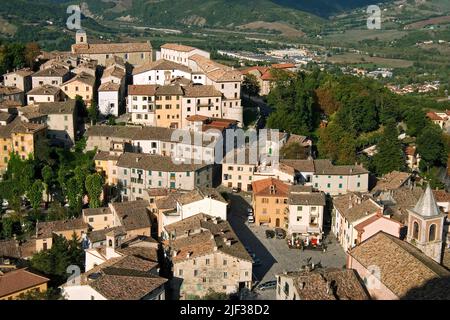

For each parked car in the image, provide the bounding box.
[232,187,241,193]
[248,215,255,224]
[265,230,275,239]
[257,281,277,291]
[247,207,253,215]
[275,228,286,240]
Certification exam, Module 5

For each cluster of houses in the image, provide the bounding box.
[426,110,450,130]
[0,29,245,175]
[0,31,449,301]
[387,82,441,95]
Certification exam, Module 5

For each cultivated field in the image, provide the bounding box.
[405,15,450,29]
[238,21,305,38]
[326,52,413,68]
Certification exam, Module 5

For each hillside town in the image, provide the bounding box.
[0,30,449,302]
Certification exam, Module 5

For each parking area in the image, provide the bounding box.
[222,188,347,300]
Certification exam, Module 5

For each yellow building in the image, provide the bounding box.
[252,178,289,229]
[155,85,183,129]
[61,72,96,106]
[35,219,89,252]
[0,117,47,175]
[0,268,49,300]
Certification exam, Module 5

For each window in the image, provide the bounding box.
[205,259,210,265]
[339,183,343,189]
[413,221,419,240]
[194,270,199,276]
[297,216,302,222]
[223,259,227,266]
[178,269,183,276]
[284,282,290,295]
[224,272,228,279]
[429,224,437,241]
[297,206,303,211]
[89,218,94,223]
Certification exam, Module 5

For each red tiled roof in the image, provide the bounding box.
[252,178,289,197]
[272,63,296,69]
[0,269,49,298]
[427,112,443,121]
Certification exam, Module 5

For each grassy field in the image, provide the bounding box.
[238,21,305,38]
[323,29,408,43]
[405,15,450,30]
[326,52,413,68]
[0,18,17,36]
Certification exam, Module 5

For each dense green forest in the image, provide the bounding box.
[265,69,449,182]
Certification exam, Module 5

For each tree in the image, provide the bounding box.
[372,122,405,176]
[88,100,99,125]
[74,137,87,154]
[1,215,22,239]
[417,125,447,171]
[27,180,44,214]
[47,202,68,222]
[85,173,104,208]
[315,86,341,116]
[34,137,53,165]
[317,122,357,165]
[242,74,260,97]
[66,177,82,217]
[405,106,427,137]
[30,234,84,286]
[42,165,53,203]
[267,72,316,135]
[0,43,26,75]
[24,42,41,69]
[280,142,308,160]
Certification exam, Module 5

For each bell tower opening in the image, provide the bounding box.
[76,29,88,45]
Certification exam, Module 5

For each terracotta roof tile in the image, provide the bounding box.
[349,232,450,299]
[0,268,49,298]
[333,193,382,223]
[252,178,289,197]
[72,42,152,55]
[281,268,369,300]
[167,213,252,263]
[161,43,197,52]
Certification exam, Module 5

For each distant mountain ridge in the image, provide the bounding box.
[77,0,395,34]
[272,0,391,18]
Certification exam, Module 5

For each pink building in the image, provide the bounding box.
[354,214,403,244]
[347,232,450,300]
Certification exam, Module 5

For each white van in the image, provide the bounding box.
[248,215,255,223]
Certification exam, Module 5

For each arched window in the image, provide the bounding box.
[429,224,437,241]
[413,221,419,240]
[108,239,113,247]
